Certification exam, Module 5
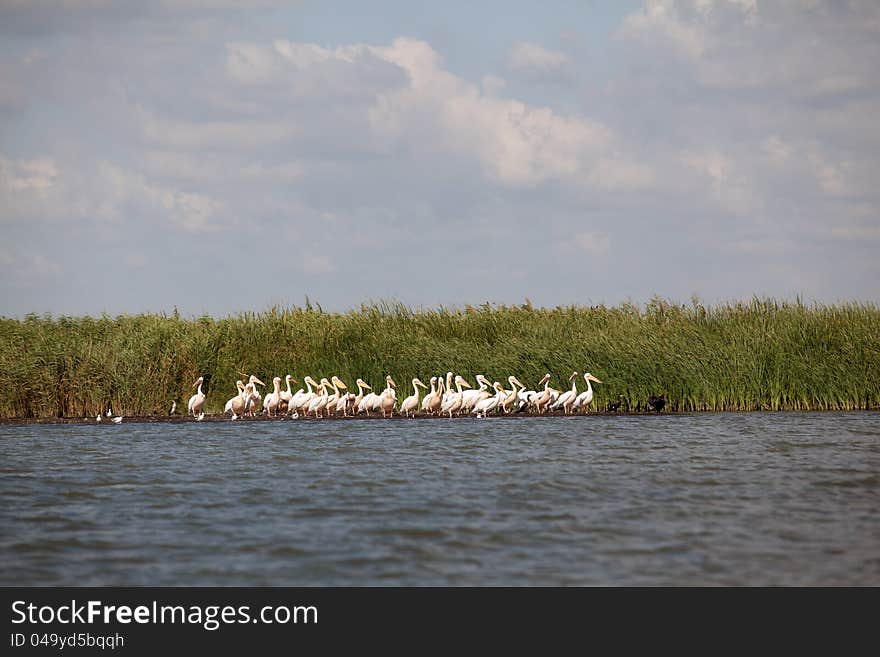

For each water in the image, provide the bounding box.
[1,413,878,586]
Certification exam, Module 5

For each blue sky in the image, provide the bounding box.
[1,1,878,317]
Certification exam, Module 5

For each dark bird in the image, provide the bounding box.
[607,394,623,412]
[647,395,666,413]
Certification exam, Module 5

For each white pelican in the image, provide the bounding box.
[244,375,265,416]
[501,376,524,413]
[440,375,471,418]
[96,413,102,423]
[307,378,331,418]
[550,372,579,414]
[420,377,439,413]
[224,380,246,416]
[441,372,454,405]
[427,377,445,415]
[532,374,557,414]
[400,378,428,417]
[106,406,113,417]
[169,400,177,415]
[357,385,381,416]
[473,382,505,416]
[572,373,602,414]
[379,375,397,418]
[196,412,205,422]
[519,374,549,412]
[353,378,372,413]
[112,416,123,424]
[461,374,492,413]
[279,375,295,407]
[263,376,283,417]
[325,376,347,415]
[188,376,206,416]
[288,375,318,416]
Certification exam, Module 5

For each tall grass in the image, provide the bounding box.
[1,298,878,418]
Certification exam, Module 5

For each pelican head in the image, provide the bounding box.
[273,376,282,384]
[356,378,372,390]
[385,375,396,388]
[455,375,472,389]
[569,371,579,381]
[249,375,265,387]
[414,378,427,389]
[193,376,204,388]
[509,376,524,388]
[538,373,551,386]
[331,375,347,390]
[584,373,602,384]
[304,375,318,387]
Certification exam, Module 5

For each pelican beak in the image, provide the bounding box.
[588,374,603,384]
[336,378,348,389]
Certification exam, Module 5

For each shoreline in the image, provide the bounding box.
[1,408,877,426]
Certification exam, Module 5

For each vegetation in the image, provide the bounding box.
[1,298,878,418]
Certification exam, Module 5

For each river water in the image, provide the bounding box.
[1,413,878,586]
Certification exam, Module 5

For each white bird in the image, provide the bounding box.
[325,376,348,416]
[188,376,206,416]
[196,412,205,422]
[572,373,603,414]
[473,382,505,416]
[106,406,113,417]
[288,375,318,416]
[111,416,123,424]
[279,375,295,406]
[96,414,102,423]
[400,378,428,417]
[501,376,524,413]
[244,375,265,416]
[461,374,492,413]
[170,400,177,415]
[262,376,283,417]
[420,377,438,413]
[224,380,246,416]
[379,375,397,418]
[550,372,579,414]
[307,379,331,418]
[440,375,471,418]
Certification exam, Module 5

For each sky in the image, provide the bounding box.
[1,0,878,317]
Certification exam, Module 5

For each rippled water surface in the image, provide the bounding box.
[2,413,879,585]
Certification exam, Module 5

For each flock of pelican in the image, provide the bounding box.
[180,371,604,420]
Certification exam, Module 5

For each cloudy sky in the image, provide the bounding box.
[1,0,878,317]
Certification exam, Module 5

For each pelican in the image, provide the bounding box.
[169,400,177,415]
[279,375,295,406]
[473,382,505,416]
[400,378,428,417]
[112,416,123,424]
[572,373,602,414]
[357,380,381,416]
[532,374,557,414]
[550,372,579,414]
[461,374,492,413]
[427,377,445,415]
[106,406,113,417]
[420,377,439,413]
[188,376,206,416]
[288,375,318,416]
[441,372,454,405]
[501,376,524,413]
[96,413,102,423]
[325,376,348,415]
[244,375,265,416]
[224,380,246,416]
[440,375,471,418]
[353,378,372,413]
[379,375,397,418]
[263,376,283,417]
[196,412,205,421]
[307,378,331,418]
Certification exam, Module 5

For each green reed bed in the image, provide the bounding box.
[1,298,878,418]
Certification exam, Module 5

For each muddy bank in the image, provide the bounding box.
[0,410,659,426]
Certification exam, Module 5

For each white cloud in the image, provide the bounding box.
[0,156,58,192]
[505,42,571,81]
